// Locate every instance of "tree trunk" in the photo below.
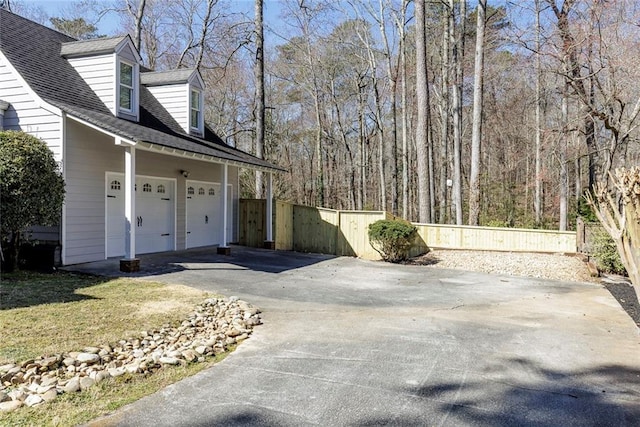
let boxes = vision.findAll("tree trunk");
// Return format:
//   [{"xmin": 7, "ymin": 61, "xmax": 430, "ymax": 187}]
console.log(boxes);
[
  {"xmin": 560, "ymin": 84, "xmax": 569, "ymax": 231},
  {"xmin": 415, "ymin": 0, "xmax": 431, "ymax": 223},
  {"xmin": 450, "ymin": 0, "xmax": 465, "ymax": 225},
  {"xmin": 468, "ymin": 0, "xmax": 486, "ymax": 226},
  {"xmin": 438, "ymin": 6, "xmax": 450, "ymax": 224},
  {"xmin": 254, "ymin": 0, "xmax": 264, "ymax": 199},
  {"xmin": 399, "ymin": 0, "xmax": 409, "ymax": 219},
  {"xmin": 534, "ymin": 0, "xmax": 543, "ymax": 225}
]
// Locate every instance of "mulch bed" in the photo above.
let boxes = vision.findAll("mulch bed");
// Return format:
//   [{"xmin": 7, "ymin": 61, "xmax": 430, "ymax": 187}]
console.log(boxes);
[{"xmin": 601, "ymin": 276, "xmax": 640, "ymax": 328}]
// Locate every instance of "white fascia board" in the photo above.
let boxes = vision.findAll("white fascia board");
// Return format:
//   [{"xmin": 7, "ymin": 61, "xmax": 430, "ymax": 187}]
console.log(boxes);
[
  {"xmin": 115, "ymin": 36, "xmax": 143, "ymax": 65},
  {"xmin": 0, "ymin": 50, "xmax": 62, "ymax": 117},
  {"xmin": 137, "ymin": 141, "xmax": 278, "ymax": 173},
  {"xmin": 65, "ymin": 113, "xmax": 136, "ymax": 146}
]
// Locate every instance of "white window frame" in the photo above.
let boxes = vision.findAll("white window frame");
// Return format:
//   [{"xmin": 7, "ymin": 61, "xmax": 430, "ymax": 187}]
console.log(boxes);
[
  {"xmin": 189, "ymin": 88, "xmax": 203, "ymax": 134},
  {"xmin": 117, "ymin": 58, "xmax": 138, "ymax": 118}
]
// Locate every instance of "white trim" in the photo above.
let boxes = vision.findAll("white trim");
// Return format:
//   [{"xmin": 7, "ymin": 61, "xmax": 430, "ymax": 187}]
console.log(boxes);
[
  {"xmin": 221, "ymin": 164, "xmax": 228, "ymax": 247},
  {"xmin": 136, "ymin": 141, "xmax": 279, "ymax": 173},
  {"xmin": 0, "ymin": 50, "xmax": 62, "ymax": 116},
  {"xmin": 189, "ymin": 87, "xmax": 204, "ymax": 134},
  {"xmin": 265, "ymin": 172, "xmax": 273, "ymax": 242},
  {"xmin": 65, "ymin": 114, "xmax": 136, "ymax": 145},
  {"xmin": 124, "ymin": 147, "xmax": 136, "ymax": 259},
  {"xmin": 116, "ymin": 57, "xmax": 139, "ymax": 121},
  {"xmin": 61, "ymin": 112, "xmax": 67, "ymax": 265}
]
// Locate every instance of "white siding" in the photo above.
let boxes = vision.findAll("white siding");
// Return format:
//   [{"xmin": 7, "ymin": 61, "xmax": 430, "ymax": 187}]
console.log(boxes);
[
  {"xmin": 67, "ymin": 54, "xmax": 115, "ymax": 114},
  {"xmin": 0, "ymin": 56, "xmax": 62, "ymax": 160},
  {"xmin": 64, "ymin": 118, "xmax": 233, "ymax": 265},
  {"xmin": 146, "ymin": 84, "xmax": 189, "ymax": 133}
]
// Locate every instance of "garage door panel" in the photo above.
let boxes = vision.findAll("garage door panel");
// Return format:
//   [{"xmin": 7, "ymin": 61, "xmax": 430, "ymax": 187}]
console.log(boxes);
[
  {"xmin": 186, "ymin": 181, "xmax": 221, "ymax": 248},
  {"xmin": 106, "ymin": 174, "xmax": 175, "ymax": 257}
]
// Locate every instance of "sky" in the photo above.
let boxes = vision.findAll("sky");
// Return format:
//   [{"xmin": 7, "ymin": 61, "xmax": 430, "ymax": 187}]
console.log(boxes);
[{"xmin": 15, "ymin": 0, "xmax": 285, "ymax": 37}]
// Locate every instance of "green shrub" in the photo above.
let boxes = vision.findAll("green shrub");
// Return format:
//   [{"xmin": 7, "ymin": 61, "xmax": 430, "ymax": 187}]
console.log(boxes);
[
  {"xmin": 0, "ymin": 131, "xmax": 65, "ymax": 272},
  {"xmin": 591, "ymin": 228, "xmax": 626, "ymax": 275},
  {"xmin": 368, "ymin": 219, "xmax": 417, "ymax": 263}
]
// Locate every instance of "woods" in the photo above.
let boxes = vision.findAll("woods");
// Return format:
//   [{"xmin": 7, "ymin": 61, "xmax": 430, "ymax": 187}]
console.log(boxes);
[{"xmin": 11, "ymin": 0, "xmax": 640, "ymax": 229}]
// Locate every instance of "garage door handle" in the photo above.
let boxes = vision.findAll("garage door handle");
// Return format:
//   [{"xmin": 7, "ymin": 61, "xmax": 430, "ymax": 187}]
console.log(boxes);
[
  {"xmin": 137, "ymin": 216, "xmax": 143, "ymax": 227},
  {"xmin": 161, "ymin": 233, "xmax": 170, "ymax": 236},
  {"xmin": 161, "ymin": 198, "xmax": 170, "ymax": 201},
  {"xmin": 107, "ymin": 195, "xmax": 116, "ymax": 198}
]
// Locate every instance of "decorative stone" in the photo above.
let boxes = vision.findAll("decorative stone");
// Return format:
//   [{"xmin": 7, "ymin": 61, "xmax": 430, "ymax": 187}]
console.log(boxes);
[
  {"xmin": 158, "ymin": 357, "xmax": 179, "ymax": 365},
  {"xmin": 24, "ymin": 394, "xmax": 43, "ymax": 407},
  {"xmin": 94, "ymin": 371, "xmax": 110, "ymax": 383},
  {"xmin": 77, "ymin": 353, "xmax": 100, "ymax": 364},
  {"xmin": 0, "ymin": 297, "xmax": 262, "ymax": 414},
  {"xmin": 0, "ymin": 364, "xmax": 16, "ymax": 373},
  {"xmin": 63, "ymin": 378, "xmax": 80, "ymax": 393},
  {"xmin": 42, "ymin": 388, "xmax": 58, "ymax": 402},
  {"xmin": 0, "ymin": 400, "xmax": 23, "ymax": 412},
  {"xmin": 108, "ymin": 368, "xmax": 125, "ymax": 377}
]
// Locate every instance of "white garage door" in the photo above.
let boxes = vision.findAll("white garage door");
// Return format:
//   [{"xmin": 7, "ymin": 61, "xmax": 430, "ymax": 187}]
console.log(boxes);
[
  {"xmin": 106, "ymin": 174, "xmax": 175, "ymax": 257},
  {"xmin": 186, "ymin": 181, "xmax": 221, "ymax": 248}
]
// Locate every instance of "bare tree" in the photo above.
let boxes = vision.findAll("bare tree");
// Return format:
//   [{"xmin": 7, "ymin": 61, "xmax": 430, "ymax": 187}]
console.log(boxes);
[
  {"xmin": 254, "ymin": 0, "xmax": 265, "ymax": 199},
  {"xmin": 534, "ymin": 0, "xmax": 543, "ymax": 225},
  {"xmin": 126, "ymin": 0, "xmax": 146, "ymax": 51},
  {"xmin": 468, "ymin": 0, "xmax": 486, "ymax": 225},
  {"xmin": 415, "ymin": 0, "xmax": 431, "ymax": 223}
]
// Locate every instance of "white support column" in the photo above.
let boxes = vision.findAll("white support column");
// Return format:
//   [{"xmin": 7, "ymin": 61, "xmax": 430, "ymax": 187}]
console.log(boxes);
[
  {"xmin": 217, "ymin": 164, "xmax": 231, "ymax": 255},
  {"xmin": 265, "ymin": 171, "xmax": 274, "ymax": 247},
  {"xmin": 123, "ymin": 145, "xmax": 137, "ymax": 264},
  {"xmin": 221, "ymin": 163, "xmax": 228, "ymax": 247}
]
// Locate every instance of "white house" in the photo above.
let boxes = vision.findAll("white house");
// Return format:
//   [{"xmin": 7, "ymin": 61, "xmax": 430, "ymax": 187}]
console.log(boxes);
[{"xmin": 0, "ymin": 10, "xmax": 280, "ymax": 270}]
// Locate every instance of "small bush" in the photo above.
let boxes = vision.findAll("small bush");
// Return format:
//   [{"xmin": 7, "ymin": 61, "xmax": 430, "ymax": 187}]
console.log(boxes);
[
  {"xmin": 591, "ymin": 228, "xmax": 626, "ymax": 275},
  {"xmin": 368, "ymin": 219, "xmax": 417, "ymax": 263}
]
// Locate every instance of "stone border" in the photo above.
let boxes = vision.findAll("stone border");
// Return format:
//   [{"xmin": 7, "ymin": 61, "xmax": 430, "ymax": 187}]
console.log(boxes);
[{"xmin": 0, "ymin": 297, "xmax": 261, "ymax": 412}]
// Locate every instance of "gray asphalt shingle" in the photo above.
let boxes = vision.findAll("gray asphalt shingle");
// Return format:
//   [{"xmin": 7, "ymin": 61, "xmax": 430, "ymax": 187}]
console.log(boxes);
[{"xmin": 0, "ymin": 9, "xmax": 280, "ymax": 171}]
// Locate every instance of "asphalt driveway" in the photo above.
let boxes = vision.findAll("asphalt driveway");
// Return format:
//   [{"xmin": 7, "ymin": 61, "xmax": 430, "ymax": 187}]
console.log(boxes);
[{"xmin": 78, "ymin": 247, "xmax": 640, "ymax": 426}]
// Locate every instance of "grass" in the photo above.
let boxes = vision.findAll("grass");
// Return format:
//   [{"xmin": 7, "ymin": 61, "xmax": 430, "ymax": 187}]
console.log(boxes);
[{"xmin": 0, "ymin": 270, "xmax": 232, "ymax": 426}]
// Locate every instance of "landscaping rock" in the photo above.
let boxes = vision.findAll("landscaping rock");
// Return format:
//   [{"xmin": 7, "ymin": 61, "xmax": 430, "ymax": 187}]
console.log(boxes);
[
  {"xmin": 77, "ymin": 353, "xmax": 100, "ymax": 364},
  {"xmin": 42, "ymin": 388, "xmax": 58, "ymax": 402},
  {"xmin": 0, "ymin": 297, "xmax": 262, "ymax": 413},
  {"xmin": 63, "ymin": 378, "xmax": 80, "ymax": 393},
  {"xmin": 24, "ymin": 394, "xmax": 43, "ymax": 407},
  {"xmin": 0, "ymin": 399, "xmax": 23, "ymax": 412}
]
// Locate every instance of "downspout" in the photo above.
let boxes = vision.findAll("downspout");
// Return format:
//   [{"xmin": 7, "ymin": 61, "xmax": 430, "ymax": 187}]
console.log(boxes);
[{"xmin": 0, "ymin": 100, "xmax": 9, "ymax": 130}]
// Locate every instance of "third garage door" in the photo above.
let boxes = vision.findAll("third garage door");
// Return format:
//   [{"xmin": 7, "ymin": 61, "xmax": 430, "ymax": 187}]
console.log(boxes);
[{"xmin": 186, "ymin": 181, "xmax": 221, "ymax": 248}]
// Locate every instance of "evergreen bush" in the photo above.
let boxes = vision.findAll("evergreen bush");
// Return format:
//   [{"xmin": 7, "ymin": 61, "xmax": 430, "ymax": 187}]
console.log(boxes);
[
  {"xmin": 591, "ymin": 227, "xmax": 626, "ymax": 275},
  {"xmin": 368, "ymin": 219, "xmax": 417, "ymax": 263}
]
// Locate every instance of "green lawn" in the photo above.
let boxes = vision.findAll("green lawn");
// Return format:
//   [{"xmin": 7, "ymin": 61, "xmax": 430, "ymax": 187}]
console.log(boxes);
[{"xmin": 0, "ymin": 271, "xmax": 229, "ymax": 426}]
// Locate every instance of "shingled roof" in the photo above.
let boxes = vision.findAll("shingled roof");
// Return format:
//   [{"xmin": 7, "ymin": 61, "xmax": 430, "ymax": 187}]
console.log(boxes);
[{"xmin": 0, "ymin": 9, "xmax": 281, "ymax": 172}]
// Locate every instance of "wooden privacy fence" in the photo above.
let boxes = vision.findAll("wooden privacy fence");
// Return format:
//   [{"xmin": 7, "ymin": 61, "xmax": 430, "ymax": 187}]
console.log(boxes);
[
  {"xmin": 239, "ymin": 199, "xmax": 578, "ymax": 259},
  {"xmin": 239, "ymin": 199, "xmax": 402, "ymax": 259},
  {"xmin": 411, "ymin": 223, "xmax": 576, "ymax": 254}
]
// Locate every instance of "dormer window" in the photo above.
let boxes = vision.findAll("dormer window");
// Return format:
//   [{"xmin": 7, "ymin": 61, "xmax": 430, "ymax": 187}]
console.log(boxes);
[
  {"xmin": 119, "ymin": 62, "xmax": 134, "ymax": 111},
  {"xmin": 118, "ymin": 59, "xmax": 138, "ymax": 117},
  {"xmin": 62, "ymin": 35, "xmax": 142, "ymax": 121},
  {"xmin": 190, "ymin": 89, "xmax": 203, "ymax": 133}
]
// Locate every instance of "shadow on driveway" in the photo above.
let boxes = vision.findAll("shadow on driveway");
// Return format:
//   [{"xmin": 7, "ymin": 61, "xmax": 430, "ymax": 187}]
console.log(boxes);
[{"xmin": 65, "ymin": 245, "xmax": 336, "ymax": 278}]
